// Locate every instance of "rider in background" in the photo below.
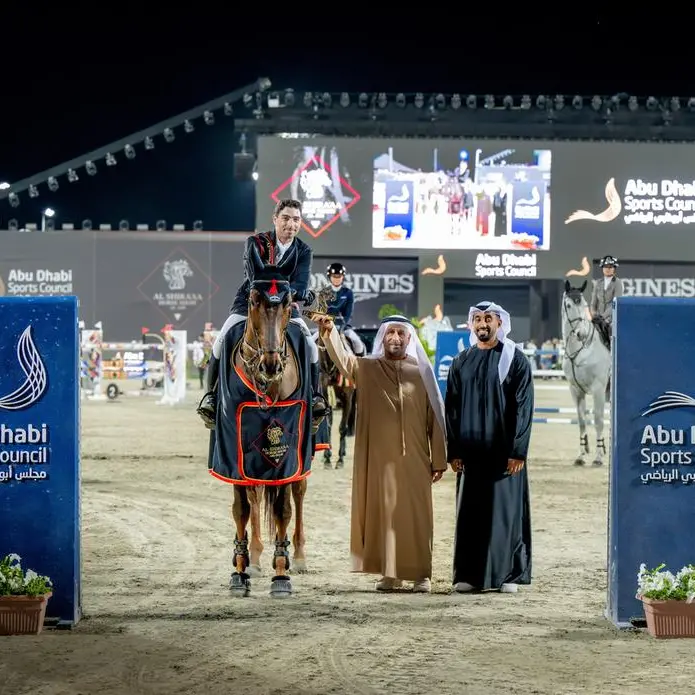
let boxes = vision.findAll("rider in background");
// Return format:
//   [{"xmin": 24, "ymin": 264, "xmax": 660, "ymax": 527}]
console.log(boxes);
[
  {"xmin": 589, "ymin": 255, "xmax": 623, "ymax": 347},
  {"xmin": 198, "ymin": 199, "xmax": 328, "ymax": 424},
  {"xmin": 325, "ymin": 262, "xmax": 366, "ymax": 356}
]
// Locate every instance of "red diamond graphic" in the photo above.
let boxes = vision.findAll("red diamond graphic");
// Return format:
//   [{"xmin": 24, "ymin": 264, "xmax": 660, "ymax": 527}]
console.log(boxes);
[
  {"xmin": 270, "ymin": 154, "xmax": 361, "ymax": 238},
  {"xmin": 136, "ymin": 247, "xmax": 219, "ymax": 327}
]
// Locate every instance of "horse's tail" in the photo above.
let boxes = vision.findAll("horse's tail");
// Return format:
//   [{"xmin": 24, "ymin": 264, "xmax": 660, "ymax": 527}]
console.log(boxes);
[{"xmin": 263, "ymin": 485, "xmax": 279, "ymax": 541}]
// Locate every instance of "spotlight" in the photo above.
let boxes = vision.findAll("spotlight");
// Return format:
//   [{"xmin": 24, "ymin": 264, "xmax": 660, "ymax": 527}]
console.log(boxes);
[
  {"xmin": 340, "ymin": 92, "xmax": 350, "ymax": 107},
  {"xmin": 82, "ymin": 219, "xmax": 92, "ymax": 230},
  {"xmin": 223, "ymin": 102, "xmax": 234, "ymax": 115},
  {"xmin": 396, "ymin": 93, "xmax": 406, "ymax": 107},
  {"xmin": 86, "ymin": 161, "xmax": 97, "ymax": 175},
  {"xmin": 106, "ymin": 153, "xmax": 117, "ymax": 166},
  {"xmin": 156, "ymin": 219, "xmax": 167, "ymax": 231},
  {"xmin": 163, "ymin": 128, "xmax": 175, "ymax": 143},
  {"xmin": 8, "ymin": 218, "xmax": 18, "ymax": 230},
  {"xmin": 144, "ymin": 137, "xmax": 154, "ymax": 150},
  {"xmin": 124, "ymin": 144, "xmax": 136, "ymax": 159},
  {"xmin": 67, "ymin": 168, "xmax": 79, "ymax": 182},
  {"xmin": 203, "ymin": 110, "xmax": 215, "ymax": 125},
  {"xmin": 119, "ymin": 219, "xmax": 129, "ymax": 231},
  {"xmin": 192, "ymin": 220, "xmax": 203, "ymax": 231},
  {"xmin": 184, "ymin": 120, "xmax": 194, "ymax": 133},
  {"xmin": 47, "ymin": 177, "xmax": 59, "ymax": 192},
  {"xmin": 8, "ymin": 193, "xmax": 19, "ymax": 207},
  {"xmin": 450, "ymin": 94, "xmax": 461, "ymax": 109},
  {"xmin": 28, "ymin": 185, "xmax": 38, "ymax": 198},
  {"xmin": 414, "ymin": 93, "xmax": 424, "ymax": 108}
]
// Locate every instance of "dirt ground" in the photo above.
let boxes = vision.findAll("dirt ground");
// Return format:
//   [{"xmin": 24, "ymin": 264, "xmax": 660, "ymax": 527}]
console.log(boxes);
[{"xmin": 2, "ymin": 380, "xmax": 694, "ymax": 695}]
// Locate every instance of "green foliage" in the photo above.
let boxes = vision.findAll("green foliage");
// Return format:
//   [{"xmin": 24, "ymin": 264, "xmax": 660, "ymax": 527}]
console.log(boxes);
[
  {"xmin": 0, "ymin": 554, "xmax": 52, "ymax": 597},
  {"xmin": 378, "ymin": 304, "xmax": 401, "ymax": 321},
  {"xmin": 637, "ymin": 562, "xmax": 695, "ymax": 602}
]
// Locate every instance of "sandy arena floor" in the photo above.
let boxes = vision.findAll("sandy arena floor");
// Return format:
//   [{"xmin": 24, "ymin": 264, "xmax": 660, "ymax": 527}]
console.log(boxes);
[{"xmin": 2, "ymin": 380, "xmax": 694, "ymax": 695}]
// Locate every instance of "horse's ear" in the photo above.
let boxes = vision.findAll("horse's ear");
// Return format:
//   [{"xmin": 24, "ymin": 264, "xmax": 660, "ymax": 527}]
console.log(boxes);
[
  {"xmin": 249, "ymin": 241, "xmax": 265, "ymax": 274},
  {"xmin": 580, "ymin": 280, "xmax": 587, "ymax": 293},
  {"xmin": 564, "ymin": 280, "xmax": 571, "ymax": 293}
]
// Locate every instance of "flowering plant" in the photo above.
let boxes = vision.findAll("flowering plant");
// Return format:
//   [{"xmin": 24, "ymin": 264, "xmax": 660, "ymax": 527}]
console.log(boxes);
[
  {"xmin": 0, "ymin": 554, "xmax": 52, "ymax": 597},
  {"xmin": 637, "ymin": 563, "xmax": 695, "ymax": 603}
]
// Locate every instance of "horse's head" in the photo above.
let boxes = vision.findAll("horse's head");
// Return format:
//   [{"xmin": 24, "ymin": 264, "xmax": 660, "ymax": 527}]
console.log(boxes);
[
  {"xmin": 248, "ymin": 266, "xmax": 292, "ymax": 381},
  {"xmin": 563, "ymin": 279, "xmax": 591, "ymax": 338}
]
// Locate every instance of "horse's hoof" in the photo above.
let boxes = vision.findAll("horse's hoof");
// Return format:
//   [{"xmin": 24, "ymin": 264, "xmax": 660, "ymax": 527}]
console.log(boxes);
[
  {"xmin": 269, "ymin": 576, "xmax": 293, "ymax": 598},
  {"xmin": 229, "ymin": 572, "xmax": 251, "ymax": 597},
  {"xmin": 324, "ymin": 461, "xmax": 333, "ymax": 470},
  {"xmin": 293, "ymin": 559, "xmax": 308, "ymax": 574},
  {"xmin": 247, "ymin": 564, "xmax": 263, "ymax": 578},
  {"xmin": 574, "ymin": 457, "xmax": 585, "ymax": 466},
  {"xmin": 335, "ymin": 459, "xmax": 344, "ymax": 469},
  {"xmin": 592, "ymin": 459, "xmax": 604, "ymax": 467}
]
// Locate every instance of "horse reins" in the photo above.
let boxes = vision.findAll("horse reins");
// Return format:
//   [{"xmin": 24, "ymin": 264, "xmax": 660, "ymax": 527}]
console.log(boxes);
[
  {"xmin": 563, "ymin": 299, "xmax": 596, "ymax": 396},
  {"xmin": 240, "ymin": 322, "xmax": 289, "ymax": 410}
]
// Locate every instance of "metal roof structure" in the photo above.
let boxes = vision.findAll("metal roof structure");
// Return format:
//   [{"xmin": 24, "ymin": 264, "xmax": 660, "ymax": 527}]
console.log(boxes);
[
  {"xmin": 233, "ymin": 90, "xmax": 695, "ymax": 143},
  {"xmin": 0, "ymin": 77, "xmax": 272, "ymax": 207}
]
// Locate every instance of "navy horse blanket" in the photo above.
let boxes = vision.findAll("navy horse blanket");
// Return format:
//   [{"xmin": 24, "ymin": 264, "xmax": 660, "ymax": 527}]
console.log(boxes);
[{"xmin": 208, "ymin": 321, "xmax": 314, "ymax": 486}]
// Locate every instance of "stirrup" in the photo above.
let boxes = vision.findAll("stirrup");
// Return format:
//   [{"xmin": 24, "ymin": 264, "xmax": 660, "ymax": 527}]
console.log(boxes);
[{"xmin": 196, "ymin": 392, "xmax": 217, "ymax": 429}]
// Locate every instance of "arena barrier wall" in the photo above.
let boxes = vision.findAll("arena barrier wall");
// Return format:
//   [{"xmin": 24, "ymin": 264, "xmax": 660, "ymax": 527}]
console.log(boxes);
[
  {"xmin": 434, "ymin": 331, "xmax": 470, "ymax": 397},
  {"xmin": 0, "ymin": 296, "xmax": 81, "ymax": 628},
  {"xmin": 607, "ymin": 296, "xmax": 695, "ymax": 628}
]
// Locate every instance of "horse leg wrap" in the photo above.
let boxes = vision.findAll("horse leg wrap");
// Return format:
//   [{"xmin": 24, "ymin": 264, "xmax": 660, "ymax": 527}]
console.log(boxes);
[
  {"xmin": 233, "ymin": 533, "xmax": 250, "ymax": 574},
  {"xmin": 580, "ymin": 434, "xmax": 589, "ymax": 452},
  {"xmin": 272, "ymin": 537, "xmax": 291, "ymax": 573},
  {"xmin": 596, "ymin": 438, "xmax": 606, "ymax": 455}
]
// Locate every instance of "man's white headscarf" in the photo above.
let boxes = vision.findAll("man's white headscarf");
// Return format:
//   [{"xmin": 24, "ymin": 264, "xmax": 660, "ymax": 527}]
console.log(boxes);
[
  {"xmin": 467, "ymin": 301, "xmax": 519, "ymax": 383},
  {"xmin": 369, "ymin": 315, "xmax": 446, "ymax": 436}
]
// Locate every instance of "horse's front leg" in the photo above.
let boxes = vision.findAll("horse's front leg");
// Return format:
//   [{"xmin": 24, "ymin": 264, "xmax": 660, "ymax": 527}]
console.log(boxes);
[
  {"xmin": 246, "ymin": 486, "xmax": 264, "ymax": 577},
  {"xmin": 268, "ymin": 486, "xmax": 293, "ymax": 598},
  {"xmin": 229, "ymin": 486, "xmax": 252, "ymax": 597},
  {"xmin": 591, "ymin": 380, "xmax": 608, "ymax": 467},
  {"xmin": 570, "ymin": 383, "xmax": 589, "ymax": 466},
  {"xmin": 291, "ymin": 478, "xmax": 308, "ymax": 573},
  {"xmin": 337, "ymin": 404, "xmax": 348, "ymax": 468}
]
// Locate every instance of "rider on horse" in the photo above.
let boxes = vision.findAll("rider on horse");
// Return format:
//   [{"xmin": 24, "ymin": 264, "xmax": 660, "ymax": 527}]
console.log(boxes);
[
  {"xmin": 323, "ymin": 262, "xmax": 366, "ymax": 357},
  {"xmin": 198, "ymin": 198, "xmax": 329, "ymax": 425},
  {"xmin": 589, "ymin": 255, "xmax": 623, "ymax": 349}
]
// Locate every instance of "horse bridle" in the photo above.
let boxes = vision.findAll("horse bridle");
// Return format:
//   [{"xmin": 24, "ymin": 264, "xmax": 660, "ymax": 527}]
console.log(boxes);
[{"xmin": 562, "ymin": 292, "xmax": 596, "ymax": 393}]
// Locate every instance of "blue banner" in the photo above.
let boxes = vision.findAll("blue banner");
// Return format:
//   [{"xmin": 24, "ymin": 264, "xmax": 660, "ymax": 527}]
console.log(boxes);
[
  {"xmin": 608, "ymin": 296, "xmax": 695, "ymax": 627},
  {"xmin": 510, "ymin": 179, "xmax": 545, "ymax": 246},
  {"xmin": 0, "ymin": 296, "xmax": 81, "ymax": 628},
  {"xmin": 383, "ymin": 180, "xmax": 414, "ymax": 239},
  {"xmin": 434, "ymin": 330, "xmax": 470, "ymax": 397}
]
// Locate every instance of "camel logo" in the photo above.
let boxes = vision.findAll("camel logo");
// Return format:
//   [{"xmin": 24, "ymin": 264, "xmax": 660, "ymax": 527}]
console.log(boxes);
[
  {"xmin": 0, "ymin": 326, "xmax": 48, "ymax": 411},
  {"xmin": 642, "ymin": 391, "xmax": 695, "ymax": 417},
  {"xmin": 162, "ymin": 259, "xmax": 193, "ymax": 291},
  {"xmin": 565, "ymin": 178, "xmax": 622, "ymax": 225}
]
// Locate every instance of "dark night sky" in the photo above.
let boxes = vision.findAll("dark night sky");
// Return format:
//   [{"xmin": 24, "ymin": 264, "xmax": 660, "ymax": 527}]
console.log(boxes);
[{"xmin": 2, "ymin": 13, "xmax": 692, "ymax": 231}]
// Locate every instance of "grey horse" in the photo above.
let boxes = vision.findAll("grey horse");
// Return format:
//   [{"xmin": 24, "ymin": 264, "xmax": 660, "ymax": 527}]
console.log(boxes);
[{"xmin": 561, "ymin": 280, "xmax": 611, "ymax": 466}]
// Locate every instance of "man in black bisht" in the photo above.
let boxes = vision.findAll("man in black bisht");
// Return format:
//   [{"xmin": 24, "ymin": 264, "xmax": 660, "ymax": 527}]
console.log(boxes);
[{"xmin": 445, "ymin": 301, "xmax": 534, "ymax": 594}]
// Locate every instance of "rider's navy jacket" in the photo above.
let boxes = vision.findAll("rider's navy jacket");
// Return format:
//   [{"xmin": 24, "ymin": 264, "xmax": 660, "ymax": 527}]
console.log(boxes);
[
  {"xmin": 326, "ymin": 285, "xmax": 354, "ymax": 327},
  {"xmin": 232, "ymin": 230, "xmax": 313, "ymax": 314}
]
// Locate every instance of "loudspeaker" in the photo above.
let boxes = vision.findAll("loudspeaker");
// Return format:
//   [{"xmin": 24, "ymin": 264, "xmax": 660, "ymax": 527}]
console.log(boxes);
[{"xmin": 234, "ymin": 153, "xmax": 255, "ymax": 181}]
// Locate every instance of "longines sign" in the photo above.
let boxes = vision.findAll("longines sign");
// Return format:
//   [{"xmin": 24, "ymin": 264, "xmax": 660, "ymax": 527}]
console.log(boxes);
[{"xmin": 622, "ymin": 277, "xmax": 695, "ymax": 298}]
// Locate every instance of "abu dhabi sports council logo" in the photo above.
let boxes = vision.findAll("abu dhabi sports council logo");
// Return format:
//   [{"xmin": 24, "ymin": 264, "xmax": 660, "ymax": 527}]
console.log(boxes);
[
  {"xmin": 566, "ymin": 177, "xmax": 695, "ymax": 226},
  {"xmin": 565, "ymin": 178, "xmax": 622, "ymax": 225},
  {"xmin": 0, "ymin": 326, "xmax": 48, "ymax": 411},
  {"xmin": 642, "ymin": 391, "xmax": 695, "ymax": 417}
]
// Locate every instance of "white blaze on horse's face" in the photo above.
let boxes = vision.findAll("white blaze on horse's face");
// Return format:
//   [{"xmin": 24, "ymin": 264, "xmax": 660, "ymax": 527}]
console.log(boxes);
[
  {"xmin": 249, "ymin": 288, "xmax": 290, "ymax": 380},
  {"xmin": 564, "ymin": 292, "xmax": 589, "ymax": 340},
  {"xmin": 273, "ymin": 206, "xmax": 302, "ymax": 244}
]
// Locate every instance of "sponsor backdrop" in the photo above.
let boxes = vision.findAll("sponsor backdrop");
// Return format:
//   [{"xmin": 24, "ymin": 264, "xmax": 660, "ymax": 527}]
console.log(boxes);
[
  {"xmin": 608, "ymin": 297, "xmax": 695, "ymax": 627},
  {"xmin": 256, "ymin": 136, "xmax": 695, "ymax": 280},
  {"xmin": 593, "ymin": 261, "xmax": 695, "ymax": 298},
  {"xmin": 311, "ymin": 256, "xmax": 418, "ymax": 328},
  {"xmin": 0, "ymin": 230, "xmax": 249, "ymax": 341}
]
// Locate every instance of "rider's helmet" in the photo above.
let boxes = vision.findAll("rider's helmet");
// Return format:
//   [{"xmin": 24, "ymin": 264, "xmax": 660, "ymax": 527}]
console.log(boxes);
[
  {"xmin": 599, "ymin": 255, "xmax": 619, "ymax": 268},
  {"xmin": 326, "ymin": 262, "xmax": 347, "ymax": 277}
]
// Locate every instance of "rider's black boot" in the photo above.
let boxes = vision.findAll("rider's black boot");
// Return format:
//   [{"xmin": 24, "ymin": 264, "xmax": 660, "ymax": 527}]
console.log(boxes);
[
  {"xmin": 310, "ymin": 362, "xmax": 330, "ymax": 433},
  {"xmin": 196, "ymin": 355, "xmax": 219, "ymax": 428}
]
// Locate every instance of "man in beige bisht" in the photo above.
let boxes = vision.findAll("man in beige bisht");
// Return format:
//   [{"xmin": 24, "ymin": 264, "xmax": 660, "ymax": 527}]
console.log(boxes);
[{"xmin": 315, "ymin": 313, "xmax": 447, "ymax": 593}]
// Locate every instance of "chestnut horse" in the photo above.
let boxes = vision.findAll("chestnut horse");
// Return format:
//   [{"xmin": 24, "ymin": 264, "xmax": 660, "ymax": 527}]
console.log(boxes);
[{"xmin": 227, "ymin": 272, "xmax": 315, "ymax": 598}]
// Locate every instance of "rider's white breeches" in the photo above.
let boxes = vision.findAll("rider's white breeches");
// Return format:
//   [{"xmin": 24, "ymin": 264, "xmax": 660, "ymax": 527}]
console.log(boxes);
[
  {"xmin": 343, "ymin": 327, "xmax": 366, "ymax": 354},
  {"xmin": 213, "ymin": 313, "xmax": 318, "ymax": 363}
]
